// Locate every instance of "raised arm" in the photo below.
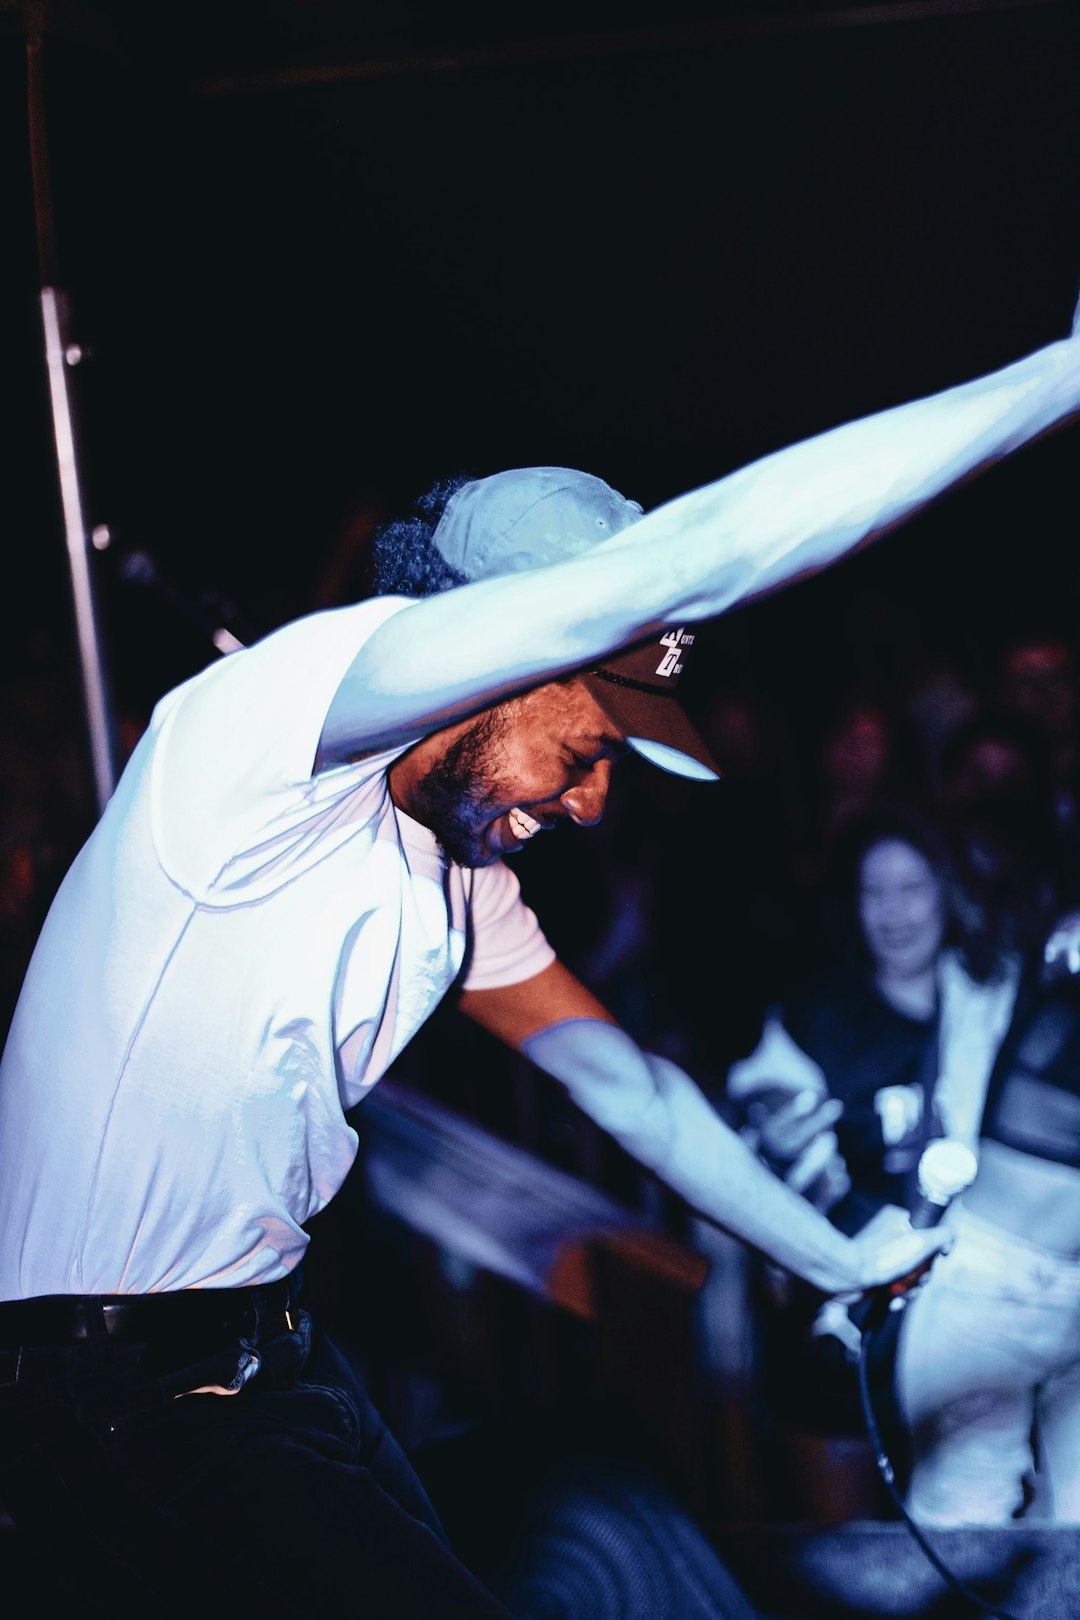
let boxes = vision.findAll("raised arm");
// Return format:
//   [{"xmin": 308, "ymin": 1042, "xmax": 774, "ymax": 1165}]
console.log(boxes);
[
  {"xmin": 322, "ymin": 317, "xmax": 1080, "ymax": 761},
  {"xmin": 458, "ymin": 961, "xmax": 942, "ymax": 1296}
]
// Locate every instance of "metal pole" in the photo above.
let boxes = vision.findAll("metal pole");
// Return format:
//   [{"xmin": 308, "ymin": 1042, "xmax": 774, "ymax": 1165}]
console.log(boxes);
[{"xmin": 26, "ymin": 26, "xmax": 119, "ymax": 815}]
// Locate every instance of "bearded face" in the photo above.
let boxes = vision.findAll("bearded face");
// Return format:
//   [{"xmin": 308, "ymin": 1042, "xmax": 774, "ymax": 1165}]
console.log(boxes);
[{"xmin": 395, "ymin": 680, "xmax": 624, "ymax": 868}]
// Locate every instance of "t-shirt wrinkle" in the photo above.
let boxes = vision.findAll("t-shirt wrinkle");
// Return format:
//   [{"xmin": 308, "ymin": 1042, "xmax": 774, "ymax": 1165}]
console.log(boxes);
[
  {"xmin": 75, "ymin": 901, "xmax": 201, "ymax": 1274},
  {"xmin": 0, "ymin": 598, "xmax": 553, "ymax": 1298}
]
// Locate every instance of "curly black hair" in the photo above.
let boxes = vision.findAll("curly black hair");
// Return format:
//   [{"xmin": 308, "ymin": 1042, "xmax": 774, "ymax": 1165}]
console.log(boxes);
[{"xmin": 371, "ymin": 475, "xmax": 474, "ymax": 599}]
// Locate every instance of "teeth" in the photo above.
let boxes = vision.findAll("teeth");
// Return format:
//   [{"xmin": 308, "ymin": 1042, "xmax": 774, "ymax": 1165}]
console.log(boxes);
[{"xmin": 508, "ymin": 807, "xmax": 542, "ymax": 841}]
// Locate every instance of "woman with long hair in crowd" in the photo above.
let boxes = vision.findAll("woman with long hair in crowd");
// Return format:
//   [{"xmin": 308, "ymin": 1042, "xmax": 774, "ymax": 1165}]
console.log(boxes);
[{"xmin": 725, "ymin": 804, "xmax": 1021, "ymax": 1515}]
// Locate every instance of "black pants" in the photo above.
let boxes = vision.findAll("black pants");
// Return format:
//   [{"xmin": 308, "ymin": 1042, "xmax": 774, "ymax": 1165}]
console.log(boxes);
[{"xmin": 0, "ymin": 1293, "xmax": 513, "ymax": 1619}]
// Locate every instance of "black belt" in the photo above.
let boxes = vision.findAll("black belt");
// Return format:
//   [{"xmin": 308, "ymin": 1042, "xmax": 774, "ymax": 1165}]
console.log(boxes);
[{"xmin": 0, "ymin": 1276, "xmax": 301, "ymax": 1350}]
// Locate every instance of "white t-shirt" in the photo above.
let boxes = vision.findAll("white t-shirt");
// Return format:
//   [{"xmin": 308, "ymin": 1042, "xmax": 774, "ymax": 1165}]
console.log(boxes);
[{"xmin": 0, "ymin": 598, "xmax": 554, "ymax": 1298}]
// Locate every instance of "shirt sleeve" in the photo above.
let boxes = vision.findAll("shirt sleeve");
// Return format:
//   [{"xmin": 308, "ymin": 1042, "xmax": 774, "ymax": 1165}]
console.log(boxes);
[
  {"xmin": 147, "ymin": 596, "xmax": 413, "ymax": 898},
  {"xmin": 461, "ymin": 860, "xmax": 556, "ymax": 992}
]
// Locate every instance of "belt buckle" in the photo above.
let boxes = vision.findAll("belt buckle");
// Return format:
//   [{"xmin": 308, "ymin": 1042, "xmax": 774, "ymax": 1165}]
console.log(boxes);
[{"xmin": 100, "ymin": 1302, "xmax": 127, "ymax": 1340}]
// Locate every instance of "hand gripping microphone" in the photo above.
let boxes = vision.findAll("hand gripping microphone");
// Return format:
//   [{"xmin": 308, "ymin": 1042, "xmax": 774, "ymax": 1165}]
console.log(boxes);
[{"xmin": 853, "ymin": 1137, "xmax": 978, "ymax": 1335}]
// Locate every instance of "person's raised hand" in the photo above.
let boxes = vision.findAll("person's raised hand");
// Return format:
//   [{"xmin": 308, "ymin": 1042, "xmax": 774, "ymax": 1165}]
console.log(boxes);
[
  {"xmin": 748, "ymin": 1087, "xmax": 843, "ymax": 1168},
  {"xmin": 786, "ymin": 1130, "xmax": 851, "ymax": 1211},
  {"xmin": 1043, "ymin": 908, "xmax": 1080, "ymax": 982}
]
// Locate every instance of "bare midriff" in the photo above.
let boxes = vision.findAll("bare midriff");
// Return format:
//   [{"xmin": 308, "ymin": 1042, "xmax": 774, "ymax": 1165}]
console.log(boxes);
[{"xmin": 963, "ymin": 1138, "xmax": 1080, "ymax": 1258}]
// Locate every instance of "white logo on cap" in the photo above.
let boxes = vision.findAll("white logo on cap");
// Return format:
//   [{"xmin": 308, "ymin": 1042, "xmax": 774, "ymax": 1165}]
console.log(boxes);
[{"xmin": 656, "ymin": 628, "xmax": 691, "ymax": 679}]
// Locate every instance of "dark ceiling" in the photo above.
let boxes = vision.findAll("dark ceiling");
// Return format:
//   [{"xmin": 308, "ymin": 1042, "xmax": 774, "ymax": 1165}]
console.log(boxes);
[{"xmin": 2, "ymin": 0, "xmax": 1079, "ymax": 750}]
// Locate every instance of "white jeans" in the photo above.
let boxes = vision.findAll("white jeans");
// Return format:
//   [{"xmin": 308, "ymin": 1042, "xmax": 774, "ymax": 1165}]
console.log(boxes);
[{"xmin": 896, "ymin": 1207, "xmax": 1080, "ymax": 1525}]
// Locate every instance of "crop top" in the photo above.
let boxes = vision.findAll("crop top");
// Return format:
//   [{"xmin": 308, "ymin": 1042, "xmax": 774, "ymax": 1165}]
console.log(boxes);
[{"xmin": 981, "ymin": 974, "xmax": 1080, "ymax": 1168}]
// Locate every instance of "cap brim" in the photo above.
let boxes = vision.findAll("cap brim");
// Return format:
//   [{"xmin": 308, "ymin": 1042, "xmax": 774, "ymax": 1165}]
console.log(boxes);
[
  {"xmin": 582, "ymin": 675, "xmax": 721, "ymax": 782},
  {"xmin": 626, "ymin": 737, "xmax": 721, "ymax": 782}
]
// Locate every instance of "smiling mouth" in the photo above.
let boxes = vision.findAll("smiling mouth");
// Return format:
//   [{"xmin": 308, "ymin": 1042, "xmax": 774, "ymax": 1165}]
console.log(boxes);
[{"xmin": 508, "ymin": 807, "xmax": 543, "ymax": 842}]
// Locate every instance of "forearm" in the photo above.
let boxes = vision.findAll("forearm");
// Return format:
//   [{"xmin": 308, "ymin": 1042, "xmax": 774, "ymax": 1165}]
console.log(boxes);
[
  {"xmin": 632, "ymin": 1066, "xmax": 865, "ymax": 1293},
  {"xmin": 524, "ymin": 1019, "xmax": 899, "ymax": 1295},
  {"xmin": 329, "ymin": 334, "xmax": 1079, "ymax": 754},
  {"xmin": 617, "ymin": 336, "xmax": 1079, "ymax": 619}
]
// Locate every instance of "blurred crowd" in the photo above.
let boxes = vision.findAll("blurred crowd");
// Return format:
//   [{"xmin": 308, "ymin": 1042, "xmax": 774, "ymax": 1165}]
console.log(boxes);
[{"xmin": 462, "ymin": 611, "xmax": 1080, "ymax": 1529}]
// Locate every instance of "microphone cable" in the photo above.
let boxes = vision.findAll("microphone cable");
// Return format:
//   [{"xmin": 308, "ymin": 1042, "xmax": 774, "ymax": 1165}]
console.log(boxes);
[
  {"xmin": 856, "ymin": 1309, "xmax": 1022, "ymax": 1620},
  {"xmin": 850, "ymin": 1134, "xmax": 1028, "ymax": 1618}
]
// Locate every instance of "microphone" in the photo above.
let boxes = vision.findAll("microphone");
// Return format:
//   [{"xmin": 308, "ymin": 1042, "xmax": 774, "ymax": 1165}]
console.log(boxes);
[
  {"xmin": 850, "ymin": 1138, "xmax": 977, "ymax": 1338},
  {"xmin": 883, "ymin": 1137, "xmax": 978, "ymax": 1307},
  {"xmin": 908, "ymin": 1137, "xmax": 978, "ymax": 1231}
]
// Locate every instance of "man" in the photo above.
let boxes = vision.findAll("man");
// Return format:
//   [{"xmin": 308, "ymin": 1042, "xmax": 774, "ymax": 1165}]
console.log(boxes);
[{"xmin": 0, "ymin": 304, "xmax": 1078, "ymax": 1615}]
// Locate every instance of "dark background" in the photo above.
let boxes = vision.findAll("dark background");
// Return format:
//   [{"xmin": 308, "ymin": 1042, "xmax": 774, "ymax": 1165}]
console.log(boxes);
[{"xmin": 2, "ymin": 0, "xmax": 1078, "ymax": 762}]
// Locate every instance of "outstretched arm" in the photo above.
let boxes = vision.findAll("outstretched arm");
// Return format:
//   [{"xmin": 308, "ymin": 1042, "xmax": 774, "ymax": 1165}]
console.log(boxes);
[
  {"xmin": 322, "ymin": 309, "xmax": 1080, "ymax": 760},
  {"xmin": 458, "ymin": 961, "xmax": 942, "ymax": 1296}
]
